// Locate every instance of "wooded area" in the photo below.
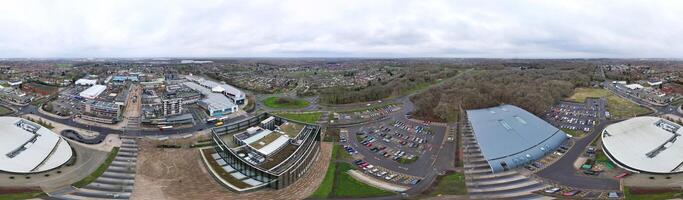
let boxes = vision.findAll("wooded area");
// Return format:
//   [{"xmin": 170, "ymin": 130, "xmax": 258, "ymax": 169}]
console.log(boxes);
[
  {"xmin": 320, "ymin": 67, "xmax": 458, "ymax": 104},
  {"xmin": 411, "ymin": 67, "xmax": 594, "ymax": 122}
]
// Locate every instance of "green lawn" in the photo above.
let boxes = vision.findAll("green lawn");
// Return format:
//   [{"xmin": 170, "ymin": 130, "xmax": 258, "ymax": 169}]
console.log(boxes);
[
  {"xmin": 72, "ymin": 147, "xmax": 119, "ymax": 187},
  {"xmin": 566, "ymin": 88, "xmax": 651, "ymax": 119},
  {"xmin": 561, "ymin": 128, "xmax": 586, "ymax": 138},
  {"xmin": 263, "ymin": 96, "xmax": 310, "ymax": 109},
  {"xmin": 625, "ymin": 187, "xmax": 683, "ymax": 200},
  {"xmin": 333, "ymin": 163, "xmax": 393, "ymax": 198},
  {"xmin": 428, "ymin": 172, "xmax": 467, "ymax": 196},
  {"xmin": 398, "ymin": 156, "xmax": 419, "ymax": 164},
  {"xmin": 310, "ymin": 152, "xmax": 392, "ymax": 199},
  {"xmin": 274, "ymin": 112, "xmax": 322, "ymax": 124},
  {"xmin": 0, "ymin": 105, "xmax": 13, "ymax": 116},
  {"xmin": 0, "ymin": 191, "xmax": 46, "ymax": 200}
]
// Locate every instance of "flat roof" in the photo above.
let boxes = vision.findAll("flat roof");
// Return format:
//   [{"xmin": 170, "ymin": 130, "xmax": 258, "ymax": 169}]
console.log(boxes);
[
  {"xmin": 183, "ymin": 82, "xmax": 236, "ymax": 111},
  {"xmin": 79, "ymin": 84, "xmax": 107, "ymax": 99},
  {"xmin": 602, "ymin": 116, "xmax": 683, "ymax": 174},
  {"xmin": 467, "ymin": 104, "xmax": 567, "ymax": 172},
  {"xmin": 277, "ymin": 122, "xmax": 304, "ymax": 138},
  {"xmin": 0, "ymin": 117, "xmax": 73, "ymax": 173}
]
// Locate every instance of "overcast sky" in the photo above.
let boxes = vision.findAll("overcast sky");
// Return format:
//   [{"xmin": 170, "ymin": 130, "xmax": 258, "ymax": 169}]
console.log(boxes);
[{"xmin": 0, "ymin": 0, "xmax": 682, "ymax": 58}]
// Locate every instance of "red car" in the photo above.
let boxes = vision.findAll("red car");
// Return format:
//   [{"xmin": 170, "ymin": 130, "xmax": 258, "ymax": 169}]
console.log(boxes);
[
  {"xmin": 562, "ymin": 190, "xmax": 580, "ymax": 196},
  {"xmin": 614, "ymin": 172, "xmax": 632, "ymax": 179}
]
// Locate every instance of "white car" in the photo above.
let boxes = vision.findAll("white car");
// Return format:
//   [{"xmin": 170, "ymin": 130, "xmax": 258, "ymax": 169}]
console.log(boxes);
[{"xmin": 544, "ymin": 187, "xmax": 560, "ymax": 194}]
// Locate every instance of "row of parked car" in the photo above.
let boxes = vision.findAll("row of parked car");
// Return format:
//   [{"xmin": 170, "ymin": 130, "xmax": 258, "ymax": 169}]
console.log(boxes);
[
  {"xmin": 544, "ymin": 187, "xmax": 621, "ymax": 199},
  {"xmin": 354, "ymin": 159, "xmax": 397, "ymax": 181},
  {"xmin": 393, "ymin": 120, "xmax": 432, "ymax": 135}
]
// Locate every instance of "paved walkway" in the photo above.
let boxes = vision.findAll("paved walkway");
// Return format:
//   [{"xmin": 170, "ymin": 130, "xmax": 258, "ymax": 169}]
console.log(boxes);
[{"xmin": 348, "ymin": 170, "xmax": 410, "ymax": 192}]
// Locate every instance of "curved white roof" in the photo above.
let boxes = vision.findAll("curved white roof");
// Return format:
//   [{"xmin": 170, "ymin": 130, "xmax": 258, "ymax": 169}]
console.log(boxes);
[
  {"xmin": 0, "ymin": 117, "xmax": 73, "ymax": 173},
  {"xmin": 602, "ymin": 116, "xmax": 683, "ymax": 174}
]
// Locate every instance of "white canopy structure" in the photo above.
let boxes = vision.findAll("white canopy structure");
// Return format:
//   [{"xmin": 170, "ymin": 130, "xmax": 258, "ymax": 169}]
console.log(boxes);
[
  {"xmin": 0, "ymin": 117, "xmax": 73, "ymax": 173},
  {"xmin": 602, "ymin": 116, "xmax": 683, "ymax": 174}
]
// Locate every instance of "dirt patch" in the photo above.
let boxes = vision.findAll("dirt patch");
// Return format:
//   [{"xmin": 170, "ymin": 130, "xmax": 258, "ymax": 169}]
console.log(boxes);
[{"xmin": 132, "ymin": 139, "xmax": 333, "ymax": 200}]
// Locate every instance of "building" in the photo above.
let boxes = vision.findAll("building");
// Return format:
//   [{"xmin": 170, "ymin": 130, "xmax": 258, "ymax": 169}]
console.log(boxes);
[
  {"xmin": 466, "ymin": 104, "xmax": 569, "ymax": 173},
  {"xmin": 75, "ymin": 79, "xmax": 98, "ymax": 86},
  {"xmin": 111, "ymin": 75, "xmax": 139, "ymax": 83},
  {"xmin": 625, "ymin": 84, "xmax": 645, "ymax": 90},
  {"xmin": 602, "ymin": 116, "xmax": 683, "ymax": 174},
  {"xmin": 208, "ymin": 113, "xmax": 321, "ymax": 191},
  {"xmin": 648, "ymin": 79, "xmax": 663, "ymax": 87},
  {"xmin": 186, "ymin": 75, "xmax": 245, "ymax": 105},
  {"xmin": 79, "ymin": 85, "xmax": 107, "ymax": 99},
  {"xmin": 81, "ymin": 100, "xmax": 121, "ymax": 124},
  {"xmin": 183, "ymin": 81, "xmax": 237, "ymax": 117},
  {"xmin": 0, "ymin": 117, "xmax": 73, "ymax": 173},
  {"xmin": 161, "ymin": 98, "xmax": 183, "ymax": 116}
]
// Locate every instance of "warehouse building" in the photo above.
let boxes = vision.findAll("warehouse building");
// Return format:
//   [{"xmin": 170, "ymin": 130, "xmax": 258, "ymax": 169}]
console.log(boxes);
[
  {"xmin": 79, "ymin": 85, "xmax": 107, "ymax": 99},
  {"xmin": 602, "ymin": 116, "xmax": 683, "ymax": 174},
  {"xmin": 185, "ymin": 75, "xmax": 245, "ymax": 105},
  {"xmin": 183, "ymin": 81, "xmax": 237, "ymax": 117},
  {"xmin": 466, "ymin": 104, "xmax": 569, "ymax": 173},
  {"xmin": 75, "ymin": 78, "xmax": 97, "ymax": 86},
  {"xmin": 0, "ymin": 117, "xmax": 73, "ymax": 174}
]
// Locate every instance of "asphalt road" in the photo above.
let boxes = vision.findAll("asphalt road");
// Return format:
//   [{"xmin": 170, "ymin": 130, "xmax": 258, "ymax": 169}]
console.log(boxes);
[{"xmin": 536, "ymin": 120, "xmax": 621, "ymax": 190}]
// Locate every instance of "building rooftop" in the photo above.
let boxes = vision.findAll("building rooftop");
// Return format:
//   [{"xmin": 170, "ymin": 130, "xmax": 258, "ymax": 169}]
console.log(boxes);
[
  {"xmin": 79, "ymin": 85, "xmax": 107, "ymax": 99},
  {"xmin": 0, "ymin": 117, "xmax": 73, "ymax": 173},
  {"xmin": 602, "ymin": 116, "xmax": 683, "ymax": 174},
  {"xmin": 183, "ymin": 81, "xmax": 236, "ymax": 111},
  {"xmin": 467, "ymin": 104, "xmax": 567, "ymax": 172}
]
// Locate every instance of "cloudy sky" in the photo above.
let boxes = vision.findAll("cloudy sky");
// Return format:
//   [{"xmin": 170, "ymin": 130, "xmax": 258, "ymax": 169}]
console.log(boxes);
[{"xmin": 0, "ymin": 0, "xmax": 682, "ymax": 58}]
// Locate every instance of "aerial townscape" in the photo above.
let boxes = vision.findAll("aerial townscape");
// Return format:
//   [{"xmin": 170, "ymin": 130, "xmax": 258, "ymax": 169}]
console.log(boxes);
[{"xmin": 2, "ymin": 1, "xmax": 683, "ymax": 200}]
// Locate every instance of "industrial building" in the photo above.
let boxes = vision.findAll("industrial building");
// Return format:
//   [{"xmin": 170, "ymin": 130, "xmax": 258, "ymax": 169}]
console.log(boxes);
[
  {"xmin": 79, "ymin": 85, "xmax": 107, "ymax": 99},
  {"xmin": 75, "ymin": 78, "xmax": 97, "ymax": 86},
  {"xmin": 602, "ymin": 116, "xmax": 683, "ymax": 174},
  {"xmin": 0, "ymin": 117, "xmax": 73, "ymax": 174},
  {"xmin": 466, "ymin": 104, "xmax": 569, "ymax": 173},
  {"xmin": 207, "ymin": 113, "xmax": 321, "ymax": 191},
  {"xmin": 185, "ymin": 75, "xmax": 245, "ymax": 105},
  {"xmin": 183, "ymin": 81, "xmax": 237, "ymax": 117}
]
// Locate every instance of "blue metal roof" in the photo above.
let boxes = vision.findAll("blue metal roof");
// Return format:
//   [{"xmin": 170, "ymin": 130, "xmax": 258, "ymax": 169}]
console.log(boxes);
[{"xmin": 467, "ymin": 104, "xmax": 568, "ymax": 172}]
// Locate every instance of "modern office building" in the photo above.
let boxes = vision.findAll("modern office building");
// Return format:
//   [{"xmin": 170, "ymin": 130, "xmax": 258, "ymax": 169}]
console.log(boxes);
[
  {"xmin": 466, "ymin": 104, "xmax": 569, "ymax": 173},
  {"xmin": 602, "ymin": 116, "xmax": 683, "ymax": 174},
  {"xmin": 81, "ymin": 100, "xmax": 121, "ymax": 124},
  {"xmin": 206, "ymin": 113, "xmax": 321, "ymax": 192},
  {"xmin": 0, "ymin": 117, "xmax": 73, "ymax": 174}
]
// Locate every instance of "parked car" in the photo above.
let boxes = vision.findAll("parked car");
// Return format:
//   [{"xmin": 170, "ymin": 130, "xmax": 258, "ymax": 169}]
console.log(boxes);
[
  {"xmin": 544, "ymin": 187, "xmax": 560, "ymax": 194},
  {"xmin": 562, "ymin": 190, "xmax": 580, "ymax": 196},
  {"xmin": 614, "ymin": 171, "xmax": 632, "ymax": 179},
  {"xmin": 608, "ymin": 191, "xmax": 619, "ymax": 198}
]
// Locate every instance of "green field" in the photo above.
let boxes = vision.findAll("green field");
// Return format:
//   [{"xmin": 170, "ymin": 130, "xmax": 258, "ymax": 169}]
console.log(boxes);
[
  {"xmin": 624, "ymin": 187, "xmax": 683, "ymax": 200},
  {"xmin": 561, "ymin": 128, "xmax": 586, "ymax": 138},
  {"xmin": 72, "ymin": 147, "xmax": 119, "ymax": 187},
  {"xmin": 310, "ymin": 145, "xmax": 392, "ymax": 199},
  {"xmin": 263, "ymin": 96, "xmax": 310, "ymax": 109},
  {"xmin": 566, "ymin": 88, "xmax": 651, "ymax": 119},
  {"xmin": 0, "ymin": 106, "xmax": 13, "ymax": 116},
  {"xmin": 273, "ymin": 112, "xmax": 322, "ymax": 124},
  {"xmin": 314, "ymin": 162, "xmax": 392, "ymax": 198},
  {"xmin": 428, "ymin": 172, "xmax": 467, "ymax": 196},
  {"xmin": 0, "ymin": 191, "xmax": 46, "ymax": 200}
]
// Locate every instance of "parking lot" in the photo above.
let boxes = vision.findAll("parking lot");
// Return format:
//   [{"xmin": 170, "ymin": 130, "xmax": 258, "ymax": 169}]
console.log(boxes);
[
  {"xmin": 332, "ymin": 104, "xmax": 401, "ymax": 124},
  {"xmin": 543, "ymin": 98, "xmax": 606, "ymax": 136},
  {"xmin": 339, "ymin": 117, "xmax": 447, "ymax": 186}
]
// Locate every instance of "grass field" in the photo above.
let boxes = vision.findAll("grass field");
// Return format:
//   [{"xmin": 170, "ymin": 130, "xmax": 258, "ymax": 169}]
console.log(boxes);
[
  {"xmin": 624, "ymin": 187, "xmax": 683, "ymax": 200},
  {"xmin": 72, "ymin": 147, "xmax": 119, "ymax": 187},
  {"xmin": 561, "ymin": 128, "xmax": 586, "ymax": 138},
  {"xmin": 0, "ymin": 191, "xmax": 46, "ymax": 200},
  {"xmin": 428, "ymin": 172, "xmax": 467, "ymax": 196},
  {"xmin": 273, "ymin": 112, "xmax": 322, "ymax": 124},
  {"xmin": 263, "ymin": 96, "xmax": 310, "ymax": 109},
  {"xmin": 566, "ymin": 88, "xmax": 651, "ymax": 119},
  {"xmin": 0, "ymin": 106, "xmax": 13, "ymax": 116},
  {"xmin": 310, "ymin": 145, "xmax": 392, "ymax": 199}
]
